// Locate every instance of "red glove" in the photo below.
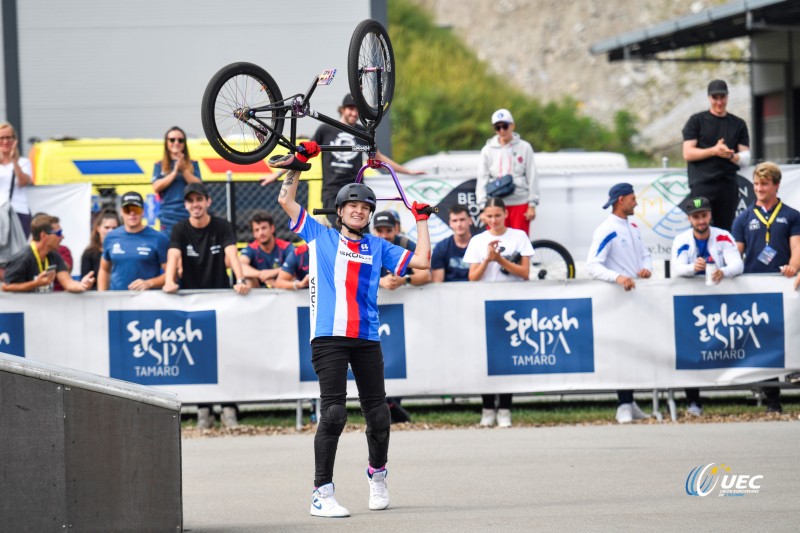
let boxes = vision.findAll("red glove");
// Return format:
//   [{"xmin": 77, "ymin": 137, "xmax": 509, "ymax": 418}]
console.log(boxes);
[
  {"xmin": 296, "ymin": 141, "xmax": 320, "ymax": 163},
  {"xmin": 411, "ymin": 201, "xmax": 431, "ymax": 221}
]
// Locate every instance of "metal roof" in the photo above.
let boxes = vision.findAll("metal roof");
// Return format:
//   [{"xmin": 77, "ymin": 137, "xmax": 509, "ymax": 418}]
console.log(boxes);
[{"xmin": 590, "ymin": 0, "xmax": 800, "ymax": 61}]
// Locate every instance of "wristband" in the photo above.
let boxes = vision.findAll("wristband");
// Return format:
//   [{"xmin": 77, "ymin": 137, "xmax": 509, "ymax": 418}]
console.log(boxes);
[
  {"xmin": 236, "ymin": 279, "xmax": 245, "ymax": 285},
  {"xmin": 293, "ymin": 280, "xmax": 299, "ymax": 290}
]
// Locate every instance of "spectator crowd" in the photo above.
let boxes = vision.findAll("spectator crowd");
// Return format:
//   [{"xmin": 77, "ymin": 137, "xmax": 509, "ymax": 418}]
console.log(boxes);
[{"xmin": 1, "ymin": 79, "xmax": 799, "ymax": 428}]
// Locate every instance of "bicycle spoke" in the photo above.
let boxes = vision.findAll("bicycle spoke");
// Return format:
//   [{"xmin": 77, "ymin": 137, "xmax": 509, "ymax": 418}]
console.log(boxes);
[
  {"xmin": 530, "ymin": 248, "xmax": 569, "ymax": 281},
  {"xmin": 210, "ymin": 72, "xmax": 278, "ymax": 155},
  {"xmin": 358, "ymin": 31, "xmax": 390, "ymax": 111}
]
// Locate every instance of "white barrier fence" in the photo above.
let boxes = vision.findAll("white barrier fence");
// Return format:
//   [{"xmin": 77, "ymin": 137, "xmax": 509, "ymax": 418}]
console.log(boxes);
[{"xmin": 1, "ymin": 276, "xmax": 798, "ymax": 404}]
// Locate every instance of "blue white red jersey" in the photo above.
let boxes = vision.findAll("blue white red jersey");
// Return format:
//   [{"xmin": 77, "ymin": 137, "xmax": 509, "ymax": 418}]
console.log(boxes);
[{"xmin": 291, "ymin": 207, "xmax": 413, "ymax": 341}]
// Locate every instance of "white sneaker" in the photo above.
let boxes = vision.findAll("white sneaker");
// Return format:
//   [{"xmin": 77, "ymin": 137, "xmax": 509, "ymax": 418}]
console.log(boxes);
[
  {"xmin": 631, "ymin": 402, "xmax": 650, "ymax": 420},
  {"xmin": 479, "ymin": 408, "xmax": 497, "ymax": 427},
  {"xmin": 367, "ymin": 469, "xmax": 390, "ymax": 510},
  {"xmin": 310, "ymin": 483, "xmax": 349, "ymax": 518},
  {"xmin": 616, "ymin": 403, "xmax": 633, "ymax": 424},
  {"xmin": 687, "ymin": 403, "xmax": 703, "ymax": 417},
  {"xmin": 221, "ymin": 406, "xmax": 239, "ymax": 428},
  {"xmin": 196, "ymin": 407, "xmax": 215, "ymax": 429},
  {"xmin": 496, "ymin": 408, "xmax": 512, "ymax": 428}
]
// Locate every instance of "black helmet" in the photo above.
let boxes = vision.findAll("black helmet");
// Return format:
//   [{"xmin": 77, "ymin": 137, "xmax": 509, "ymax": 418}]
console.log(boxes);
[{"xmin": 335, "ymin": 183, "xmax": 377, "ymax": 212}]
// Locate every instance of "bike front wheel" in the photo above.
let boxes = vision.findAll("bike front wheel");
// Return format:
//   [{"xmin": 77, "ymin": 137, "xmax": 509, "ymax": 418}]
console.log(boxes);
[
  {"xmin": 530, "ymin": 240, "xmax": 576, "ymax": 281},
  {"xmin": 348, "ymin": 19, "xmax": 395, "ymax": 124},
  {"xmin": 201, "ymin": 62, "xmax": 284, "ymax": 165}
]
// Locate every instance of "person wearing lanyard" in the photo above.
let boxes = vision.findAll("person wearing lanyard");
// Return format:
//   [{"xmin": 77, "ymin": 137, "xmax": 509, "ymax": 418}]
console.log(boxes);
[
  {"xmin": 732, "ymin": 162, "xmax": 800, "ymax": 413},
  {"xmin": 671, "ymin": 196, "xmax": 743, "ymax": 416},
  {"xmin": 732, "ymin": 162, "xmax": 800, "ymax": 276},
  {"xmin": 476, "ymin": 108, "xmax": 539, "ymax": 234},
  {"xmin": 2, "ymin": 213, "xmax": 95, "ymax": 293}
]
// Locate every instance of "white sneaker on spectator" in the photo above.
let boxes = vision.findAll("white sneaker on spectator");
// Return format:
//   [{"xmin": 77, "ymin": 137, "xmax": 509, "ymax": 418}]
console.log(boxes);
[
  {"xmin": 310, "ymin": 483, "xmax": 349, "ymax": 518},
  {"xmin": 496, "ymin": 409, "xmax": 512, "ymax": 428},
  {"xmin": 687, "ymin": 403, "xmax": 703, "ymax": 417},
  {"xmin": 615, "ymin": 403, "xmax": 633, "ymax": 424},
  {"xmin": 479, "ymin": 408, "xmax": 496, "ymax": 427},
  {"xmin": 221, "ymin": 406, "xmax": 239, "ymax": 428},
  {"xmin": 631, "ymin": 402, "xmax": 650, "ymax": 420},
  {"xmin": 367, "ymin": 469, "xmax": 389, "ymax": 510},
  {"xmin": 197, "ymin": 407, "xmax": 215, "ymax": 429}
]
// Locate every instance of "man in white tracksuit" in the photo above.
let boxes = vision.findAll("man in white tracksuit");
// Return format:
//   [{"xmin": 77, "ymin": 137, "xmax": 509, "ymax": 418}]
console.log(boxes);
[
  {"xmin": 586, "ymin": 182, "xmax": 653, "ymax": 424},
  {"xmin": 476, "ymin": 108, "xmax": 539, "ymax": 235},
  {"xmin": 671, "ymin": 195, "xmax": 743, "ymax": 417}
]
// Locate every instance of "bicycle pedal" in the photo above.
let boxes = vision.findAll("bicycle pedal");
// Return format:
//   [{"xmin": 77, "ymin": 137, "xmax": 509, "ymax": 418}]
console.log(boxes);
[
  {"xmin": 316, "ymin": 68, "xmax": 336, "ymax": 85},
  {"xmin": 268, "ymin": 153, "xmax": 311, "ymax": 171}
]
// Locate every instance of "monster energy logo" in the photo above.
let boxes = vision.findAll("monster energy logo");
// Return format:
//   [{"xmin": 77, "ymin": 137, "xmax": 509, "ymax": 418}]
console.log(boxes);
[{"xmin": 694, "ymin": 198, "xmax": 703, "ymax": 208}]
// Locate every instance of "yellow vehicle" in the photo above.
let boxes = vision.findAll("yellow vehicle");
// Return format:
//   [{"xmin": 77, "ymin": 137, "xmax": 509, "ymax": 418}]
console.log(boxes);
[{"xmin": 30, "ymin": 137, "xmax": 323, "ymax": 228}]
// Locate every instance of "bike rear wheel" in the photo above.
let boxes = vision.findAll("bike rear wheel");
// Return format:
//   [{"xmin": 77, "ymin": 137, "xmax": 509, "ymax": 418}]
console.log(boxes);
[
  {"xmin": 201, "ymin": 62, "xmax": 284, "ymax": 165},
  {"xmin": 347, "ymin": 19, "xmax": 395, "ymax": 124},
  {"xmin": 530, "ymin": 240, "xmax": 576, "ymax": 281}
]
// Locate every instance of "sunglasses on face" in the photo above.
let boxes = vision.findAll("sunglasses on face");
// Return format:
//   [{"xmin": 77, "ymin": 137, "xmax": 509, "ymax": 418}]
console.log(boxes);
[
  {"xmin": 122, "ymin": 206, "xmax": 143, "ymax": 214},
  {"xmin": 47, "ymin": 229, "xmax": 63, "ymax": 237},
  {"xmin": 0, "ymin": 136, "xmax": 14, "ymax": 142},
  {"xmin": 710, "ymin": 94, "xmax": 727, "ymax": 101},
  {"xmin": 494, "ymin": 123, "xmax": 510, "ymax": 131},
  {"xmin": 167, "ymin": 137, "xmax": 185, "ymax": 144}
]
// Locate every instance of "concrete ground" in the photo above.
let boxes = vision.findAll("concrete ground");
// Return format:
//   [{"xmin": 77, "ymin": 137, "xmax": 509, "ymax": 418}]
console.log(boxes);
[{"xmin": 182, "ymin": 420, "xmax": 800, "ymax": 532}]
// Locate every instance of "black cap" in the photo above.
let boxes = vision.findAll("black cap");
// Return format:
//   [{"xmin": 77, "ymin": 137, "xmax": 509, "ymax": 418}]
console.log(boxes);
[
  {"xmin": 683, "ymin": 196, "xmax": 712, "ymax": 215},
  {"xmin": 708, "ymin": 79, "xmax": 728, "ymax": 96},
  {"xmin": 120, "ymin": 191, "xmax": 144, "ymax": 209},
  {"xmin": 373, "ymin": 211, "xmax": 397, "ymax": 229},
  {"xmin": 183, "ymin": 182, "xmax": 209, "ymax": 199},
  {"xmin": 341, "ymin": 93, "xmax": 356, "ymax": 107}
]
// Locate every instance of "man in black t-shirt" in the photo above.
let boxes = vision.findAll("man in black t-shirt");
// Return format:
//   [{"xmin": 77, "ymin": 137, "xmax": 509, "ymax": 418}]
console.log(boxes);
[
  {"xmin": 682, "ymin": 79, "xmax": 751, "ymax": 231},
  {"xmin": 163, "ymin": 182, "xmax": 249, "ymax": 430},
  {"xmin": 164, "ymin": 182, "xmax": 249, "ymax": 294},
  {"xmin": 310, "ymin": 94, "xmax": 424, "ymax": 223}
]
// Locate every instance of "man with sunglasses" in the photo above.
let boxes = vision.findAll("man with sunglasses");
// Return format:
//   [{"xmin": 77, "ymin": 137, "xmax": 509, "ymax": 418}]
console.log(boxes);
[
  {"xmin": 682, "ymin": 79, "xmax": 751, "ymax": 231},
  {"xmin": 476, "ymin": 108, "xmax": 539, "ymax": 235},
  {"xmin": 97, "ymin": 192, "xmax": 168, "ymax": 291},
  {"xmin": 3, "ymin": 213, "xmax": 95, "ymax": 293}
]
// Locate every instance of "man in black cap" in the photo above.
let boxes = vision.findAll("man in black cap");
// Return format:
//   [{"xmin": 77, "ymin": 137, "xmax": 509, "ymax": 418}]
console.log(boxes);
[
  {"xmin": 163, "ymin": 182, "xmax": 249, "ymax": 429},
  {"xmin": 682, "ymin": 79, "xmax": 751, "ymax": 231},
  {"xmin": 309, "ymin": 94, "xmax": 424, "ymax": 224},
  {"xmin": 373, "ymin": 210, "xmax": 430, "ymax": 289},
  {"xmin": 586, "ymin": 183, "xmax": 653, "ymax": 424},
  {"xmin": 670, "ymin": 195, "xmax": 743, "ymax": 417},
  {"xmin": 97, "ymin": 191, "xmax": 169, "ymax": 291}
]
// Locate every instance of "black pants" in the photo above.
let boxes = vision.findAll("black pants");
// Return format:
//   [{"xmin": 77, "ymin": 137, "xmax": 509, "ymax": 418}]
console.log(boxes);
[
  {"xmin": 617, "ymin": 390, "xmax": 634, "ymax": 405},
  {"xmin": 311, "ymin": 336, "xmax": 390, "ymax": 487},
  {"xmin": 685, "ymin": 388, "xmax": 702, "ymax": 406},
  {"xmin": 482, "ymin": 394, "xmax": 512, "ymax": 410},
  {"xmin": 689, "ymin": 179, "xmax": 739, "ymax": 232}
]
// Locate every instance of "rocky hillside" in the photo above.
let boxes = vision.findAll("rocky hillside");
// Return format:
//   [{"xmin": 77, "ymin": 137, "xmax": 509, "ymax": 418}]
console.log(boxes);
[{"xmin": 409, "ymin": 0, "xmax": 749, "ymax": 161}]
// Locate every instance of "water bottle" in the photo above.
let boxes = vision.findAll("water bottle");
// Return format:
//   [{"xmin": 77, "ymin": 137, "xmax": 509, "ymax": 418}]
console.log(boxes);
[{"xmin": 705, "ymin": 258, "xmax": 717, "ymax": 286}]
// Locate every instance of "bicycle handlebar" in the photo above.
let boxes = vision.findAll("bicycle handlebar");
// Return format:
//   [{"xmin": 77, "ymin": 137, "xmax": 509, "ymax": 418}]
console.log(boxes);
[{"xmin": 312, "ymin": 206, "xmax": 438, "ymax": 216}]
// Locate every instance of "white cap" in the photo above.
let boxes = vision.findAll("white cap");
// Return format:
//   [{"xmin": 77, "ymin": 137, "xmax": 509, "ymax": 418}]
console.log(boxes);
[{"xmin": 491, "ymin": 108, "xmax": 514, "ymax": 125}]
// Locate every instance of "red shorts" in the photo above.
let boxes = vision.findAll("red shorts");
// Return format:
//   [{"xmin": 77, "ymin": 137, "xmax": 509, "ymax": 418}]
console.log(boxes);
[{"xmin": 504, "ymin": 204, "xmax": 531, "ymax": 236}]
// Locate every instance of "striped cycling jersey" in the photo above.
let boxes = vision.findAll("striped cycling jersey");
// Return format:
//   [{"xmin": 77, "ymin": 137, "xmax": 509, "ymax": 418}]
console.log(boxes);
[{"xmin": 291, "ymin": 207, "xmax": 413, "ymax": 341}]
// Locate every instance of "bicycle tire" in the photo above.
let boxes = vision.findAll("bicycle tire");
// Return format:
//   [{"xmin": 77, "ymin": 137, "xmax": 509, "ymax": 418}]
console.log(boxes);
[
  {"xmin": 530, "ymin": 240, "xmax": 576, "ymax": 281},
  {"xmin": 201, "ymin": 62, "xmax": 284, "ymax": 165},
  {"xmin": 347, "ymin": 19, "xmax": 395, "ymax": 123}
]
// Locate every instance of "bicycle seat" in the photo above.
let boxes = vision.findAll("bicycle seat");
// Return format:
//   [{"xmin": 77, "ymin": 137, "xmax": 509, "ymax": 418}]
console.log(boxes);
[{"xmin": 268, "ymin": 153, "xmax": 311, "ymax": 172}]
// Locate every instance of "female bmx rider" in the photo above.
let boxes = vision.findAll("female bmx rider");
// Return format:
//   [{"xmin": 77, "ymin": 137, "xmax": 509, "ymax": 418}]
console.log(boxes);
[{"xmin": 273, "ymin": 142, "xmax": 432, "ymax": 518}]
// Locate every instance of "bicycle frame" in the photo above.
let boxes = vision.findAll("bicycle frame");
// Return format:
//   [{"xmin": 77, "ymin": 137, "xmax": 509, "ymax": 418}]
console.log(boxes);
[{"xmin": 249, "ymin": 69, "xmax": 384, "ymax": 159}]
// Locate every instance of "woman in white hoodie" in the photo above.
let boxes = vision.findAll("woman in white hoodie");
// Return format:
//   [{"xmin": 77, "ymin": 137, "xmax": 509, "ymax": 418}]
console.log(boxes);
[{"xmin": 476, "ymin": 109, "xmax": 539, "ymax": 235}]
